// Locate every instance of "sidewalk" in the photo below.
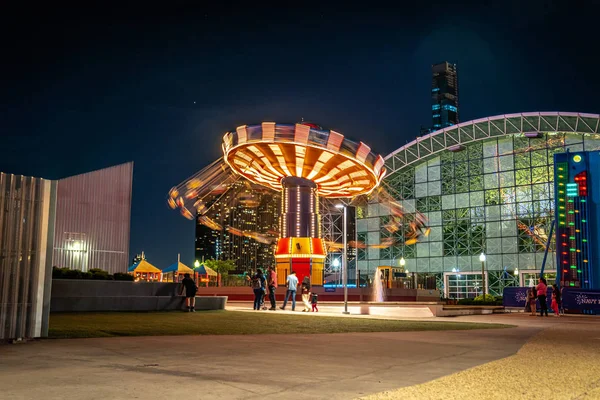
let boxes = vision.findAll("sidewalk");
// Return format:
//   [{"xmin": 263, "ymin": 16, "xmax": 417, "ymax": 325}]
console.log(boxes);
[
  {"xmin": 0, "ymin": 319, "xmax": 538, "ymax": 400},
  {"xmin": 226, "ymin": 301, "xmax": 596, "ymax": 328},
  {"xmin": 361, "ymin": 319, "xmax": 600, "ymax": 400}
]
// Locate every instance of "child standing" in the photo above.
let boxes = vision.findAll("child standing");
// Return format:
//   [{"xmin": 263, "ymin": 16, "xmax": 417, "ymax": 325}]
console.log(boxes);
[
  {"xmin": 311, "ymin": 292, "xmax": 318, "ymax": 312},
  {"xmin": 551, "ymin": 284, "xmax": 560, "ymax": 317},
  {"xmin": 526, "ymin": 287, "xmax": 537, "ymax": 316}
]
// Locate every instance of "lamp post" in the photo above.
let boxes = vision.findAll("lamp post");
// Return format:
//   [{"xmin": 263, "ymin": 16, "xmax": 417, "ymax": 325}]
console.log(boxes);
[
  {"xmin": 194, "ymin": 260, "xmax": 200, "ymax": 268},
  {"xmin": 335, "ymin": 203, "xmax": 349, "ymax": 314},
  {"xmin": 479, "ymin": 253, "xmax": 486, "ymax": 298}
]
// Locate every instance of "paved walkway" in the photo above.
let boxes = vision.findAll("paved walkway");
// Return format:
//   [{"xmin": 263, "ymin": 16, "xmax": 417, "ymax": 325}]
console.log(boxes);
[
  {"xmin": 0, "ymin": 315, "xmax": 531, "ymax": 400},
  {"xmin": 361, "ymin": 315, "xmax": 600, "ymax": 400},
  {"xmin": 1, "ymin": 312, "xmax": 597, "ymax": 400}
]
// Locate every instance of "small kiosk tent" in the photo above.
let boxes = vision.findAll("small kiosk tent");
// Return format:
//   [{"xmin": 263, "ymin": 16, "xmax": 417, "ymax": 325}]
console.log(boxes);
[
  {"xmin": 128, "ymin": 255, "xmax": 162, "ymax": 282},
  {"xmin": 162, "ymin": 255, "xmax": 194, "ymax": 283},
  {"xmin": 193, "ymin": 262, "xmax": 218, "ymax": 287}
]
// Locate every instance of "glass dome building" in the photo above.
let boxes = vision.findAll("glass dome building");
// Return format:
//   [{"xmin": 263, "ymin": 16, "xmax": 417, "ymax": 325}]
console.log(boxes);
[{"xmin": 356, "ymin": 112, "xmax": 600, "ymax": 299}]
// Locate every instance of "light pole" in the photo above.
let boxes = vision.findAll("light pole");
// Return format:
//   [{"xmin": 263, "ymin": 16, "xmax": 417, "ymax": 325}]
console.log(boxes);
[
  {"xmin": 479, "ymin": 253, "xmax": 486, "ymax": 299},
  {"xmin": 335, "ymin": 203, "xmax": 349, "ymax": 314}
]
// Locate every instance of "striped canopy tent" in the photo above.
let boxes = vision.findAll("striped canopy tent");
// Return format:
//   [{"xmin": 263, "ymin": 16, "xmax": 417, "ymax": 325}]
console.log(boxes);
[
  {"xmin": 163, "ymin": 261, "xmax": 194, "ymax": 274},
  {"xmin": 162, "ymin": 257, "xmax": 194, "ymax": 283},
  {"xmin": 193, "ymin": 263, "xmax": 217, "ymax": 276},
  {"xmin": 194, "ymin": 262, "xmax": 218, "ymax": 286},
  {"xmin": 128, "ymin": 259, "xmax": 162, "ymax": 281}
]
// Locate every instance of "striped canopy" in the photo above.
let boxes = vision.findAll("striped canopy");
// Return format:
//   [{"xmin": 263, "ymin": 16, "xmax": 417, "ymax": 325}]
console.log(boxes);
[
  {"xmin": 162, "ymin": 261, "xmax": 194, "ymax": 274},
  {"xmin": 194, "ymin": 263, "xmax": 218, "ymax": 276},
  {"xmin": 128, "ymin": 259, "xmax": 161, "ymax": 274}
]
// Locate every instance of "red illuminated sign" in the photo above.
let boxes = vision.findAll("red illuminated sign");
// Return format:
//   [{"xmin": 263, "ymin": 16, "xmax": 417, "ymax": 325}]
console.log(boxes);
[{"xmin": 574, "ymin": 171, "xmax": 588, "ymax": 196}]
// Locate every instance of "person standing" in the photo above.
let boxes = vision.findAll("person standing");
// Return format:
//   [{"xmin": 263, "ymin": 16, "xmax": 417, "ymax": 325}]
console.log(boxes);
[
  {"xmin": 251, "ymin": 269, "xmax": 266, "ymax": 311},
  {"xmin": 280, "ymin": 271, "xmax": 298, "ymax": 311},
  {"xmin": 180, "ymin": 273, "xmax": 198, "ymax": 312},
  {"xmin": 537, "ymin": 277, "xmax": 548, "ymax": 317},
  {"xmin": 267, "ymin": 266, "xmax": 278, "ymax": 311},
  {"xmin": 301, "ymin": 275, "xmax": 311, "ymax": 312},
  {"xmin": 311, "ymin": 292, "xmax": 318, "ymax": 312},
  {"xmin": 551, "ymin": 284, "xmax": 561, "ymax": 317},
  {"xmin": 526, "ymin": 286, "xmax": 537, "ymax": 316}
]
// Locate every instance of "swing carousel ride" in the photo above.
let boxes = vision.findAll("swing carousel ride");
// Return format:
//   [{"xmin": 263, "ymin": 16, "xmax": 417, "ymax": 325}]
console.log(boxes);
[{"xmin": 168, "ymin": 122, "xmax": 430, "ymax": 285}]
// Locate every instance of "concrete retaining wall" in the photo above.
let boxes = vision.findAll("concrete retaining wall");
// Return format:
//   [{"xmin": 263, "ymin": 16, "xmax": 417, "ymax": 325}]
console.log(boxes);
[{"xmin": 50, "ymin": 280, "xmax": 227, "ymax": 312}]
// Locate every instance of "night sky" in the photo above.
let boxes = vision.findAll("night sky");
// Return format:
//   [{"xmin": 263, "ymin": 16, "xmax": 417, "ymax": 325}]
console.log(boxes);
[{"xmin": 2, "ymin": 2, "xmax": 599, "ymax": 268}]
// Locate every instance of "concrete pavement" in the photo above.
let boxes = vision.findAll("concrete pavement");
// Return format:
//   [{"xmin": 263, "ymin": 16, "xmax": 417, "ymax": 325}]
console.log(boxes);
[
  {"xmin": 0, "ymin": 316, "xmax": 538, "ymax": 400},
  {"xmin": 362, "ymin": 315, "xmax": 600, "ymax": 400},
  {"xmin": 2, "ymin": 312, "xmax": 598, "ymax": 400}
]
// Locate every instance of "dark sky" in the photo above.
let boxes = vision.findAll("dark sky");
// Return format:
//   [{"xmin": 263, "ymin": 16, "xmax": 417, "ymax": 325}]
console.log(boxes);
[{"xmin": 2, "ymin": 2, "xmax": 599, "ymax": 268}]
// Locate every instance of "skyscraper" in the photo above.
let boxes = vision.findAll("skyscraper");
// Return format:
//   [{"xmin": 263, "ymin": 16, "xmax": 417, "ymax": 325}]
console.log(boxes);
[
  {"xmin": 195, "ymin": 223, "xmax": 218, "ymax": 261},
  {"xmin": 194, "ymin": 181, "xmax": 281, "ymax": 273},
  {"xmin": 431, "ymin": 61, "xmax": 459, "ymax": 130}
]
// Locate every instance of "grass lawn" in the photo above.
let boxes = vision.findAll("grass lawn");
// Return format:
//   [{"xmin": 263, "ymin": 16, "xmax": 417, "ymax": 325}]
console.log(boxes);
[{"xmin": 48, "ymin": 311, "xmax": 512, "ymax": 339}]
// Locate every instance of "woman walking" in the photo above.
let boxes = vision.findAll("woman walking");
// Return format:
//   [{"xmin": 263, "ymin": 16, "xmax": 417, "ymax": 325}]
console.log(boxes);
[{"xmin": 536, "ymin": 277, "xmax": 548, "ymax": 317}]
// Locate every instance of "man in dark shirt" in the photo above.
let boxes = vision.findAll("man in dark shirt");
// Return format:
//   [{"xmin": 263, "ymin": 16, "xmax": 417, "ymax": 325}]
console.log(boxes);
[{"xmin": 181, "ymin": 273, "xmax": 198, "ymax": 312}]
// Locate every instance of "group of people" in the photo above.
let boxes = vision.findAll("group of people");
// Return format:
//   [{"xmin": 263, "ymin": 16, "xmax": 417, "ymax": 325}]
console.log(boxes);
[
  {"xmin": 249, "ymin": 268, "xmax": 318, "ymax": 312},
  {"xmin": 525, "ymin": 277, "xmax": 562, "ymax": 317}
]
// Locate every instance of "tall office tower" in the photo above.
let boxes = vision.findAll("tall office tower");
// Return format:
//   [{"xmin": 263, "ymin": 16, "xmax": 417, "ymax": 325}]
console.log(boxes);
[
  {"xmin": 213, "ymin": 181, "xmax": 258, "ymax": 272},
  {"xmin": 194, "ymin": 223, "xmax": 218, "ymax": 261},
  {"xmin": 431, "ymin": 62, "xmax": 459, "ymax": 130},
  {"xmin": 194, "ymin": 180, "xmax": 281, "ymax": 273},
  {"xmin": 256, "ymin": 191, "xmax": 281, "ymax": 269}
]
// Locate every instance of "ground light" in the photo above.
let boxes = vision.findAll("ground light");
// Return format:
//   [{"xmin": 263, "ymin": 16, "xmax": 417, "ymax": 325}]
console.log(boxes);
[{"xmin": 335, "ymin": 203, "xmax": 349, "ymax": 315}]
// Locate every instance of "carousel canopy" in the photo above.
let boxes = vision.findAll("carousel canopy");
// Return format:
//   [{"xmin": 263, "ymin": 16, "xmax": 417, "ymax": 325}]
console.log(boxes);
[
  {"xmin": 128, "ymin": 259, "xmax": 161, "ymax": 274},
  {"xmin": 162, "ymin": 261, "xmax": 194, "ymax": 274},
  {"xmin": 194, "ymin": 263, "xmax": 218, "ymax": 276}
]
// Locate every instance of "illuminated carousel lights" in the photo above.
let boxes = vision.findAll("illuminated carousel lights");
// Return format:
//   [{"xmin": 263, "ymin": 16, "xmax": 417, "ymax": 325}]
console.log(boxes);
[{"xmin": 275, "ymin": 253, "xmax": 327, "ymax": 259}]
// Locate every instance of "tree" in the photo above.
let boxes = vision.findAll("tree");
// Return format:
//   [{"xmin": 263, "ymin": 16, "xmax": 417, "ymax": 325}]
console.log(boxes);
[{"xmin": 205, "ymin": 259, "xmax": 236, "ymax": 284}]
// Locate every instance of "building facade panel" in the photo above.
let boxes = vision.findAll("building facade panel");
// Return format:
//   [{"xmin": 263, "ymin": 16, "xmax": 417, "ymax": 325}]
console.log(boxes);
[
  {"xmin": 0, "ymin": 173, "xmax": 54, "ymax": 339},
  {"xmin": 53, "ymin": 162, "xmax": 133, "ymax": 274}
]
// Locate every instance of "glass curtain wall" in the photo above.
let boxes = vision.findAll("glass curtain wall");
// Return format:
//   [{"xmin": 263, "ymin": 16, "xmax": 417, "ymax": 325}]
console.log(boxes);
[{"xmin": 357, "ymin": 131, "xmax": 600, "ymax": 298}]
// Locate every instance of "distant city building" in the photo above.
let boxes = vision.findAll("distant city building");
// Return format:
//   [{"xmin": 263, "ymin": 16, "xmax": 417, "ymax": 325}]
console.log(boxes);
[
  {"xmin": 0, "ymin": 162, "xmax": 133, "ymax": 339},
  {"xmin": 194, "ymin": 180, "xmax": 281, "ymax": 273},
  {"xmin": 256, "ymin": 192, "xmax": 280, "ymax": 268},
  {"xmin": 431, "ymin": 61, "xmax": 459, "ymax": 130},
  {"xmin": 420, "ymin": 126, "xmax": 432, "ymax": 136},
  {"xmin": 195, "ymin": 223, "xmax": 218, "ymax": 261}
]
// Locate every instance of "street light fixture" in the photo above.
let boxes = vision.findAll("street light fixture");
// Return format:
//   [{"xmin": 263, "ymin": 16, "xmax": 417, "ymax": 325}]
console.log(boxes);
[
  {"xmin": 335, "ymin": 203, "xmax": 350, "ymax": 315},
  {"xmin": 479, "ymin": 252, "xmax": 486, "ymax": 298},
  {"xmin": 194, "ymin": 260, "xmax": 200, "ymax": 268}
]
